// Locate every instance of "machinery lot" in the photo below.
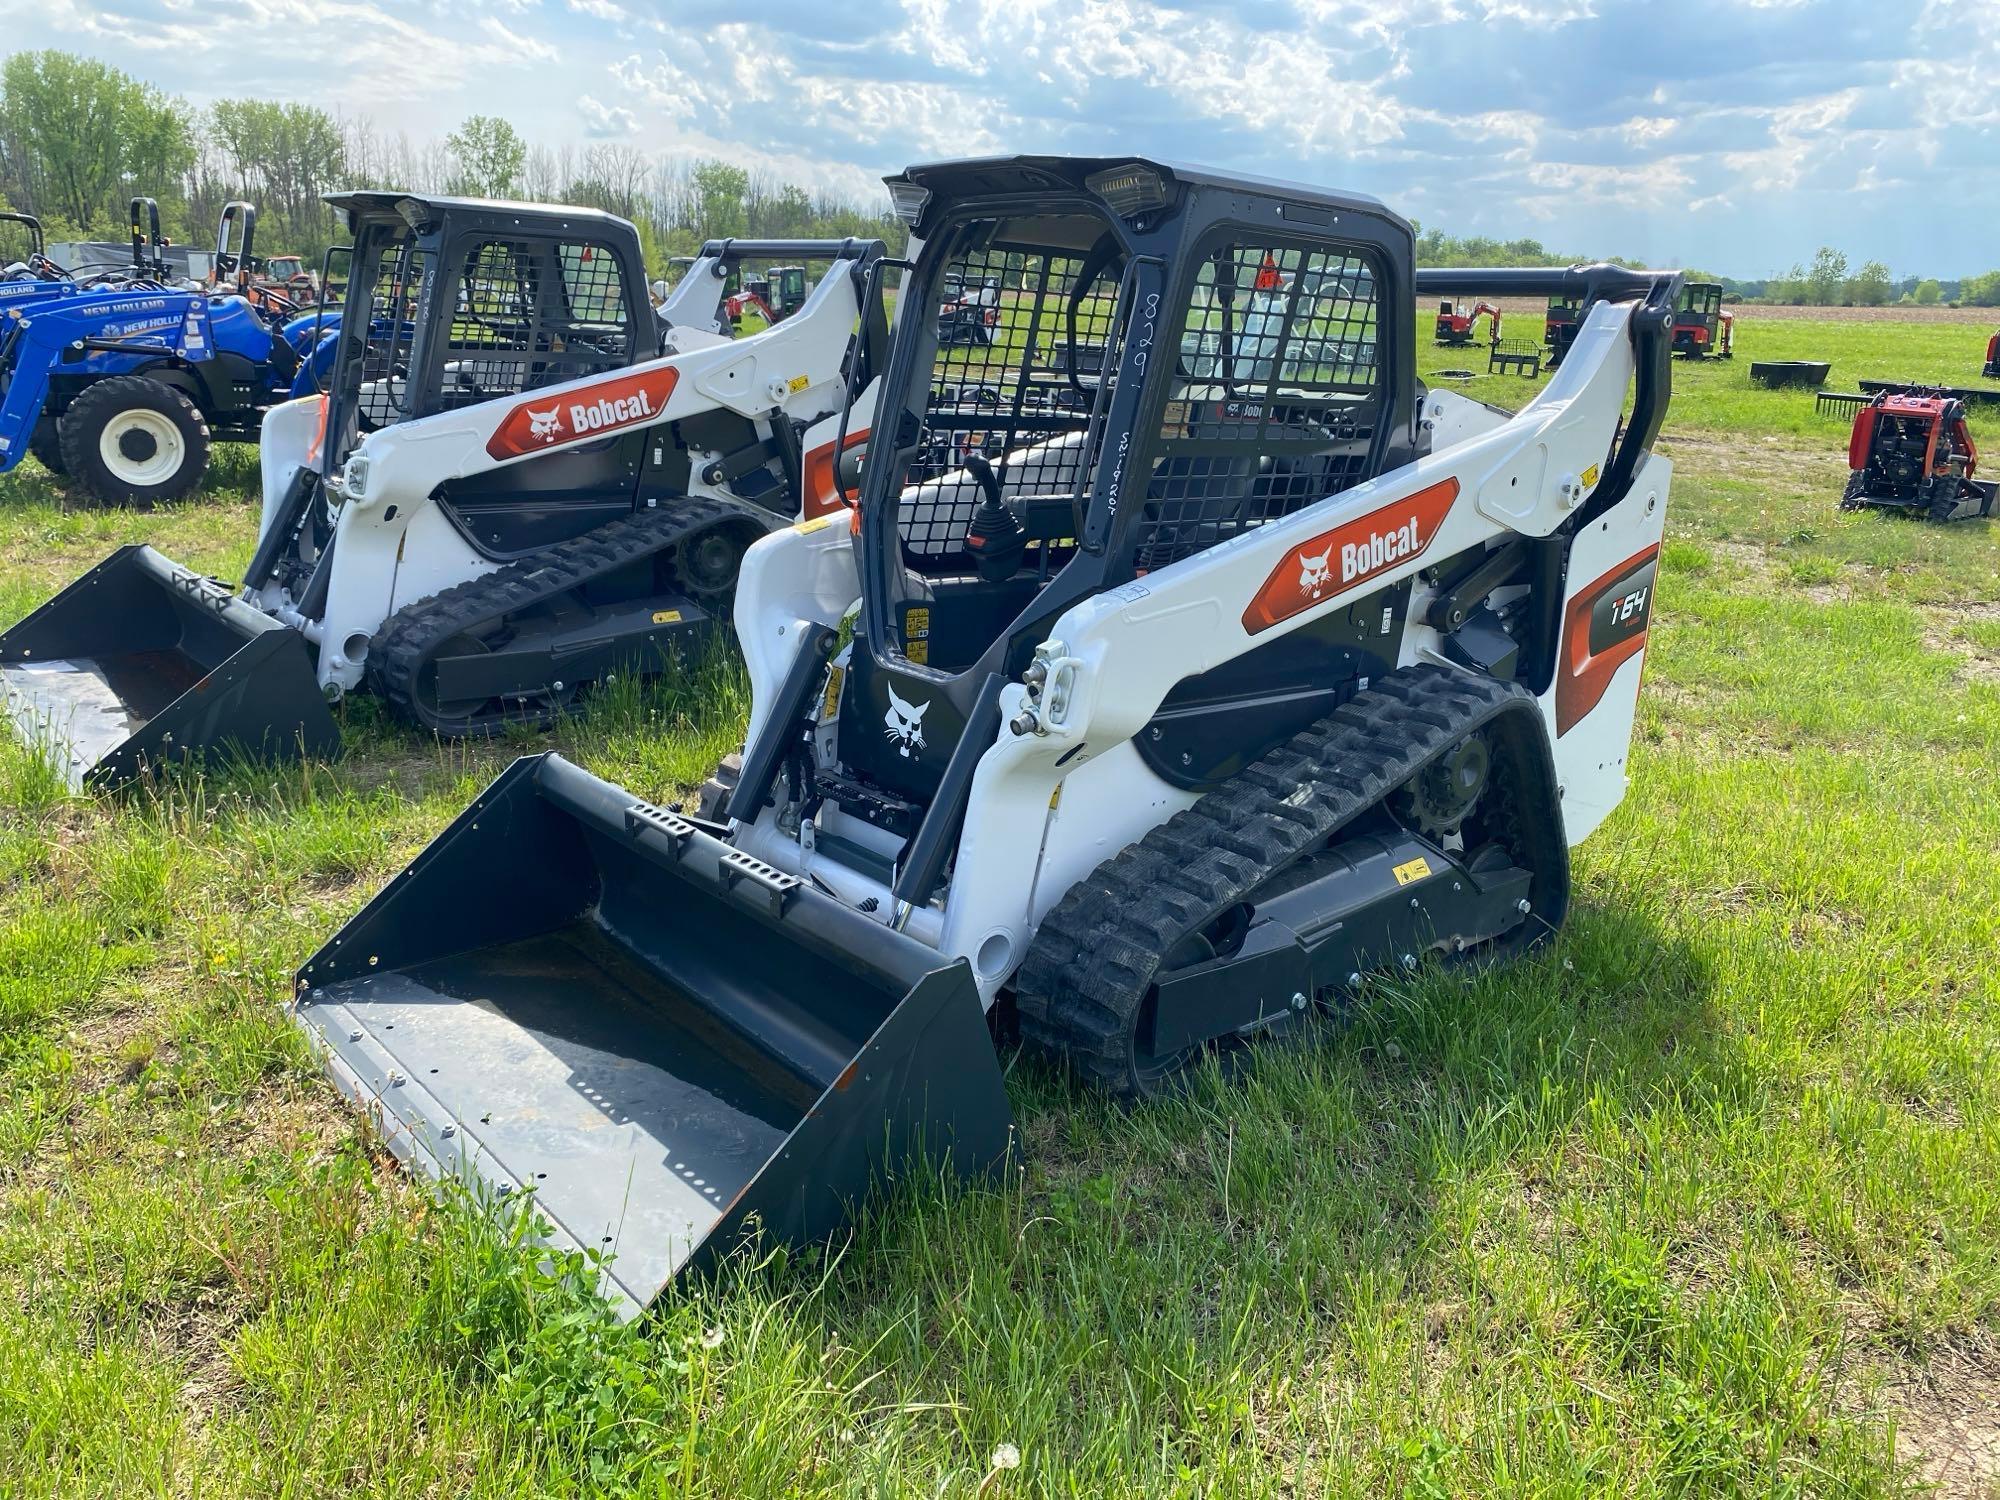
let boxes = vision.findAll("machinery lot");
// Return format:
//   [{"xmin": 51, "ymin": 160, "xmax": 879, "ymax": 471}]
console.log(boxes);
[{"xmin": 0, "ymin": 319, "xmax": 1995, "ymax": 1496}]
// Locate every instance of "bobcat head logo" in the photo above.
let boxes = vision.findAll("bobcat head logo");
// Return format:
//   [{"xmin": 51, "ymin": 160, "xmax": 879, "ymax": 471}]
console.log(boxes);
[
  {"xmin": 1297, "ymin": 547, "xmax": 1332, "ymax": 598},
  {"xmin": 526, "ymin": 405, "xmax": 563, "ymax": 442},
  {"xmin": 883, "ymin": 683, "xmax": 929, "ymax": 759}
]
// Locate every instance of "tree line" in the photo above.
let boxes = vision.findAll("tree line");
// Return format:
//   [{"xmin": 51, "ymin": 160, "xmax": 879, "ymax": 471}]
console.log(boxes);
[
  {"xmin": 1725, "ymin": 248, "xmax": 2000, "ymax": 308},
  {"xmin": 6, "ymin": 49, "xmax": 1996, "ymax": 308},
  {"xmin": 0, "ymin": 50, "xmax": 904, "ymax": 274}
]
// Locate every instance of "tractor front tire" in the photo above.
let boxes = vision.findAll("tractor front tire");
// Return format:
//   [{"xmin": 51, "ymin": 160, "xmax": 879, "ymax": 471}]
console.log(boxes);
[
  {"xmin": 27, "ymin": 418, "xmax": 66, "ymax": 475},
  {"xmin": 57, "ymin": 376, "xmax": 212, "ymax": 508}
]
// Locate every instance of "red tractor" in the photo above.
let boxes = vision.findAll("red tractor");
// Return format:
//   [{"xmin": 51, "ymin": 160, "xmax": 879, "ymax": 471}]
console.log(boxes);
[
  {"xmin": 1433, "ymin": 298, "xmax": 1501, "ymax": 346},
  {"xmin": 1983, "ymin": 329, "xmax": 1997, "ymax": 380},
  {"xmin": 1544, "ymin": 297, "xmax": 1583, "ymax": 368},
  {"xmin": 1671, "ymin": 281, "xmax": 1733, "ymax": 359},
  {"xmin": 1842, "ymin": 390, "xmax": 1996, "ymax": 523}
]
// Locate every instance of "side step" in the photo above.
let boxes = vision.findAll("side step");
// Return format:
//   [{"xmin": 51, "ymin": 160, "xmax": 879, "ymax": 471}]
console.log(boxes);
[
  {"xmin": 293, "ymin": 753, "xmax": 1013, "ymax": 1316},
  {"xmin": 0, "ymin": 544, "xmax": 337, "ymax": 790}
]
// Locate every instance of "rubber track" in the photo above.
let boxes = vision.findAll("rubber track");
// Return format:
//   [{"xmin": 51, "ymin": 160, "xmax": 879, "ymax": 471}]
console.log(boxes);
[
  {"xmin": 1012, "ymin": 664, "xmax": 1541, "ymax": 1095},
  {"xmin": 371, "ymin": 498, "xmax": 779, "ymax": 735}
]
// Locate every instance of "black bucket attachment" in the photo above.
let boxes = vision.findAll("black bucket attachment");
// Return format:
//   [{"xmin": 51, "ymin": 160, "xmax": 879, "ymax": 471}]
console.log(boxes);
[
  {"xmin": 292, "ymin": 753, "xmax": 1013, "ymax": 1316},
  {"xmin": 0, "ymin": 545, "xmax": 337, "ymax": 790}
]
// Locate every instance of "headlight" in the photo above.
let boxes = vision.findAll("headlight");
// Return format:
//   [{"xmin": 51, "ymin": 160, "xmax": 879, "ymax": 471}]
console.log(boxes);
[
  {"xmin": 1085, "ymin": 164, "xmax": 1170, "ymax": 220},
  {"xmin": 887, "ymin": 180, "xmax": 931, "ymax": 228}
]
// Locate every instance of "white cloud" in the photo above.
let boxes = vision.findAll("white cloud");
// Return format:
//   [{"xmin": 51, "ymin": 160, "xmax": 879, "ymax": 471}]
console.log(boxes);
[
  {"xmin": 12, "ymin": 0, "xmax": 2000, "ymax": 275},
  {"xmin": 481, "ymin": 15, "xmax": 558, "ymax": 62},
  {"xmin": 578, "ymin": 94, "xmax": 639, "ymax": 137}
]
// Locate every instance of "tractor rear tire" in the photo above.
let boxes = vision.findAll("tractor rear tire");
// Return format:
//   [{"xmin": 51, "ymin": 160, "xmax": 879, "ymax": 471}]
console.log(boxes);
[
  {"xmin": 27, "ymin": 419, "xmax": 66, "ymax": 475},
  {"xmin": 57, "ymin": 376, "xmax": 212, "ymax": 508}
]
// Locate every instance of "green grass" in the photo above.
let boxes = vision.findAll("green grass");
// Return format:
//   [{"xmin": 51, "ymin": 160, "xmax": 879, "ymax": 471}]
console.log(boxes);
[
  {"xmin": 1418, "ymin": 307, "xmax": 2000, "ymax": 440},
  {"xmin": 2, "ymin": 317, "xmax": 1998, "ymax": 1495}
]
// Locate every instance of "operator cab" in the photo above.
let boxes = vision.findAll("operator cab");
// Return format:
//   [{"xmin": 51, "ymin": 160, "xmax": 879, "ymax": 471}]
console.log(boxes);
[
  {"xmin": 304, "ymin": 193, "xmax": 668, "ymax": 565},
  {"xmin": 319, "ymin": 192, "xmax": 651, "ymax": 472},
  {"xmin": 831, "ymin": 156, "xmax": 1417, "ymax": 816}
]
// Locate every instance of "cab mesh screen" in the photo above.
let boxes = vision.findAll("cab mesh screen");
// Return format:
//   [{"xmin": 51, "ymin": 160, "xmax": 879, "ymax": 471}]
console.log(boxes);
[
  {"xmin": 437, "ymin": 238, "xmax": 631, "ymax": 410},
  {"xmin": 1134, "ymin": 243, "xmax": 1381, "ymax": 571},
  {"xmin": 899, "ymin": 236, "xmax": 1123, "ymax": 573},
  {"xmin": 354, "ymin": 232, "xmax": 427, "ymax": 429}
]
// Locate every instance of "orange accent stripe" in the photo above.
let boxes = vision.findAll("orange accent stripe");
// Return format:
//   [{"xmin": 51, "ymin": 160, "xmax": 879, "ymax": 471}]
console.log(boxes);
[{"xmin": 801, "ymin": 427, "xmax": 870, "ymax": 520}]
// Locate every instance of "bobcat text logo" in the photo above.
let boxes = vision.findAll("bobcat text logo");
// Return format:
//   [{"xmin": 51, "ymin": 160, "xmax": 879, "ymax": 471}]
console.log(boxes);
[
  {"xmin": 568, "ymin": 387, "xmax": 654, "ymax": 434},
  {"xmin": 486, "ymin": 367, "xmax": 680, "ymax": 460},
  {"xmin": 1297, "ymin": 547, "xmax": 1332, "ymax": 597},
  {"xmin": 1242, "ymin": 478, "xmax": 1459, "ymax": 636},
  {"xmin": 883, "ymin": 684, "xmax": 929, "ymax": 759},
  {"xmin": 1341, "ymin": 517, "xmax": 1422, "ymax": 585}
]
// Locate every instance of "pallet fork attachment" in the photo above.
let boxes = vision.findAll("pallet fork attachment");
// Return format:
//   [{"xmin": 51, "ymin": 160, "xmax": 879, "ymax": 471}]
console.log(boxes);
[
  {"xmin": 0, "ymin": 545, "xmax": 335, "ymax": 789},
  {"xmin": 292, "ymin": 752, "xmax": 1012, "ymax": 1316}
]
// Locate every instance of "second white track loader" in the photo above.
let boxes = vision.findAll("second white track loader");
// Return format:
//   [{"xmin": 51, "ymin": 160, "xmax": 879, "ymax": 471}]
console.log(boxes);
[{"xmin": 0, "ymin": 194, "xmax": 886, "ymax": 787}]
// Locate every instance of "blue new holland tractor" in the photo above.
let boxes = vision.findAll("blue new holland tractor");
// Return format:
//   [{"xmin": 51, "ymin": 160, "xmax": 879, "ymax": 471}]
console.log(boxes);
[{"xmin": 0, "ymin": 201, "xmax": 337, "ymax": 505}]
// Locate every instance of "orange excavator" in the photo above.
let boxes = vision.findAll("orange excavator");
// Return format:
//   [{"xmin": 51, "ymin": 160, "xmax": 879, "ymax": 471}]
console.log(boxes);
[{"xmin": 1434, "ymin": 298, "xmax": 1501, "ymax": 346}]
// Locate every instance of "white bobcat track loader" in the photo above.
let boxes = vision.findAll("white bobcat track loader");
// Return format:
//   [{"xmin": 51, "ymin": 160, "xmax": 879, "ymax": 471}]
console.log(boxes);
[
  {"xmin": 0, "ymin": 193, "xmax": 887, "ymax": 787},
  {"xmin": 297, "ymin": 156, "xmax": 1680, "ymax": 1315}
]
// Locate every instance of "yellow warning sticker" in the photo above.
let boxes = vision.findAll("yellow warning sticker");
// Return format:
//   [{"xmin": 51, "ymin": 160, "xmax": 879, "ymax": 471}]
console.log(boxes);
[
  {"xmin": 793, "ymin": 513, "xmax": 837, "ymax": 534},
  {"xmin": 1392, "ymin": 855, "xmax": 1433, "ymax": 886},
  {"xmin": 820, "ymin": 664, "xmax": 844, "ymax": 721},
  {"xmin": 788, "ymin": 374, "xmax": 811, "ymax": 394},
  {"xmin": 904, "ymin": 607, "xmax": 930, "ymax": 640},
  {"xmin": 1581, "ymin": 462, "xmax": 1601, "ymax": 490},
  {"xmin": 651, "ymin": 609, "xmax": 683, "ymax": 625},
  {"xmin": 906, "ymin": 639, "xmax": 929, "ymax": 664}
]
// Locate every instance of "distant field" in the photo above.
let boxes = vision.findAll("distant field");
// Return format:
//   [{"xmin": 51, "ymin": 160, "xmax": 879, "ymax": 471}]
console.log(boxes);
[
  {"xmin": 1420, "ymin": 311, "xmax": 2000, "ymax": 445},
  {"xmin": 0, "ymin": 315, "xmax": 1995, "ymax": 1496},
  {"xmin": 1441, "ymin": 296, "xmax": 2000, "ymax": 327}
]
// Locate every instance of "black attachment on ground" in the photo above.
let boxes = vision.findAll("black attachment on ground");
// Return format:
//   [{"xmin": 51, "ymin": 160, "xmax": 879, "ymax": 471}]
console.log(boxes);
[
  {"xmin": 0, "ymin": 544, "xmax": 336, "ymax": 790},
  {"xmin": 1488, "ymin": 340, "xmax": 1542, "ymax": 378},
  {"xmin": 1750, "ymin": 360, "xmax": 1829, "ymax": 390},
  {"xmin": 293, "ymin": 751, "xmax": 1013, "ymax": 1317}
]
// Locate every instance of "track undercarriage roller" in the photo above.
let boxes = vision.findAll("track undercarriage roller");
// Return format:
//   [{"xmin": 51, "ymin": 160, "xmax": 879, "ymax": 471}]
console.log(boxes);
[
  {"xmin": 1014, "ymin": 667, "xmax": 1568, "ymax": 1096},
  {"xmin": 371, "ymin": 501, "xmax": 782, "ymax": 737}
]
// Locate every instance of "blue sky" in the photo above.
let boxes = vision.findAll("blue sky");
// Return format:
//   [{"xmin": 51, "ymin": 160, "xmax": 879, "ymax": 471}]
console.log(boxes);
[{"xmin": 18, "ymin": 0, "xmax": 2000, "ymax": 277}]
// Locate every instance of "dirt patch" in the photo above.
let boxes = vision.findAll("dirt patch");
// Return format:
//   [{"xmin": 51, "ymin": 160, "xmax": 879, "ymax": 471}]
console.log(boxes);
[
  {"xmin": 1731, "ymin": 304, "xmax": 2000, "ymax": 327},
  {"xmin": 1874, "ymin": 1341, "xmax": 2000, "ymax": 1498},
  {"xmin": 1917, "ymin": 601, "xmax": 2000, "ymax": 686},
  {"xmin": 1411, "ymin": 298, "xmax": 2000, "ymax": 328}
]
